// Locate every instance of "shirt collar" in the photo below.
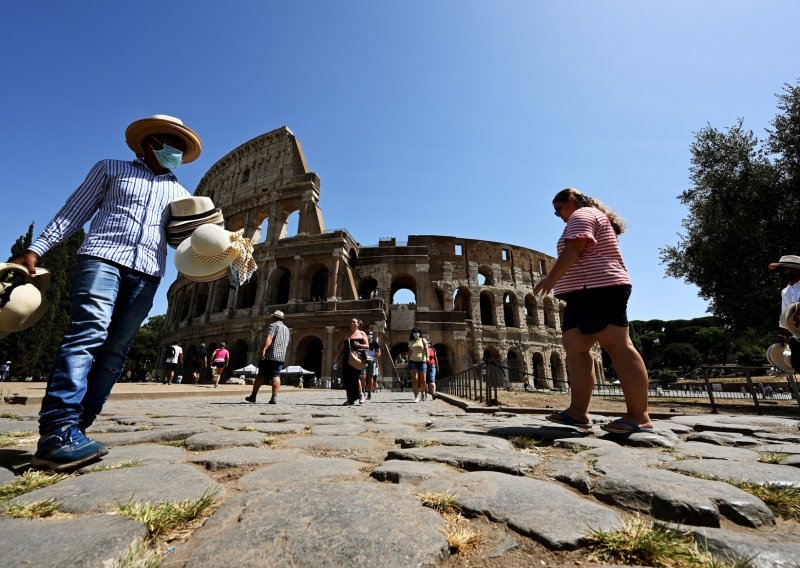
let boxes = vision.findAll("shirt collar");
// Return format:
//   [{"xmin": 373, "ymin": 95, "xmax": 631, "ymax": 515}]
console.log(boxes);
[{"xmin": 133, "ymin": 157, "xmax": 178, "ymax": 181}]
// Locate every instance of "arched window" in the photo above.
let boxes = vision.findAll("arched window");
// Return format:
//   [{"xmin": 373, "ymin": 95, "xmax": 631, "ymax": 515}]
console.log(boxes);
[
  {"xmin": 236, "ymin": 272, "xmax": 258, "ymax": 309},
  {"xmin": 524, "ymin": 294, "xmax": 539, "ymax": 326},
  {"xmin": 358, "ymin": 277, "xmax": 379, "ymax": 300},
  {"xmin": 453, "ymin": 287, "xmax": 471, "ymax": 319},
  {"xmin": 309, "ymin": 267, "xmax": 329, "ymax": 301},
  {"xmin": 503, "ymin": 292, "xmax": 518, "ymax": 327},
  {"xmin": 193, "ymin": 286, "xmax": 208, "ymax": 317},
  {"xmin": 479, "ymin": 291, "xmax": 494, "ymax": 325}
]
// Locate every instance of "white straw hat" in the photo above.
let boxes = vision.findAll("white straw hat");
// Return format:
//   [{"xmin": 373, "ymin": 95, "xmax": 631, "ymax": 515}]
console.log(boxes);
[
  {"xmin": 174, "ymin": 225, "xmax": 239, "ymax": 282},
  {"xmin": 0, "ymin": 264, "xmax": 51, "ymax": 339},
  {"xmin": 166, "ymin": 196, "xmax": 224, "ymax": 248},
  {"xmin": 766, "ymin": 343, "xmax": 793, "ymax": 373},
  {"xmin": 781, "ymin": 302, "xmax": 800, "ymax": 338}
]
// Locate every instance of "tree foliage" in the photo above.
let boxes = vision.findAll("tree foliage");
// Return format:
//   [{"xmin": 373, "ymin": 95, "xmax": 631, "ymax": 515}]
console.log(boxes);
[
  {"xmin": 661, "ymin": 80, "xmax": 800, "ymax": 333},
  {"xmin": 125, "ymin": 315, "xmax": 166, "ymax": 379}
]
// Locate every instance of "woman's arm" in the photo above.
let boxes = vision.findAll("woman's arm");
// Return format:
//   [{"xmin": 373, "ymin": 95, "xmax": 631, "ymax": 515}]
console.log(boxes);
[{"xmin": 533, "ymin": 239, "xmax": 587, "ymax": 296}]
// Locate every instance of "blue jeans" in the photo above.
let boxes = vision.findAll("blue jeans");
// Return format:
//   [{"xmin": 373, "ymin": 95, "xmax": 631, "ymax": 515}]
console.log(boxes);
[{"xmin": 39, "ymin": 256, "xmax": 160, "ymax": 435}]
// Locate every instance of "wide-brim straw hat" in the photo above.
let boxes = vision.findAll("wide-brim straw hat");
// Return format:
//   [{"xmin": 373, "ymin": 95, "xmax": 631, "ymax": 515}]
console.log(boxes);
[
  {"xmin": 271, "ymin": 310, "xmax": 285, "ymax": 319},
  {"xmin": 781, "ymin": 302, "xmax": 800, "ymax": 338},
  {"xmin": 0, "ymin": 264, "xmax": 51, "ymax": 340},
  {"xmin": 125, "ymin": 115, "xmax": 202, "ymax": 164},
  {"xmin": 766, "ymin": 343, "xmax": 794, "ymax": 373},
  {"xmin": 166, "ymin": 196, "xmax": 225, "ymax": 248},
  {"xmin": 769, "ymin": 255, "xmax": 800, "ymax": 270},
  {"xmin": 174, "ymin": 224, "xmax": 238, "ymax": 282}
]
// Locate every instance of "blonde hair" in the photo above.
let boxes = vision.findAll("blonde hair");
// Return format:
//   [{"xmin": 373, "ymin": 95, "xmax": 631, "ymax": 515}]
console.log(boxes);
[{"xmin": 553, "ymin": 187, "xmax": 626, "ymax": 235}]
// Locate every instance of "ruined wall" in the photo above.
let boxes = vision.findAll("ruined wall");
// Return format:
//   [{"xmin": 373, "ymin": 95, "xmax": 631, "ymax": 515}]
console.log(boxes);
[{"xmin": 161, "ymin": 128, "xmax": 605, "ymax": 386}]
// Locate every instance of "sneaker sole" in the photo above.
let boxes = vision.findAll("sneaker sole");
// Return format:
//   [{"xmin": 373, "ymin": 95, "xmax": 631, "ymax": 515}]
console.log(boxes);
[{"xmin": 31, "ymin": 450, "xmax": 105, "ymax": 472}]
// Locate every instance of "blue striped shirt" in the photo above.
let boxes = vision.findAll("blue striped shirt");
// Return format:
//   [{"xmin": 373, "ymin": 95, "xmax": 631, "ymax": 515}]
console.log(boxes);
[{"xmin": 29, "ymin": 159, "xmax": 190, "ymax": 277}]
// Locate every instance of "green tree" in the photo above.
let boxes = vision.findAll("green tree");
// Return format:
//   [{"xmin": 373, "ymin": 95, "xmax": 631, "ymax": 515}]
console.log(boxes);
[
  {"xmin": 661, "ymin": 342, "xmax": 702, "ymax": 370},
  {"xmin": 125, "ymin": 315, "xmax": 166, "ymax": 380},
  {"xmin": 660, "ymin": 81, "xmax": 800, "ymax": 333}
]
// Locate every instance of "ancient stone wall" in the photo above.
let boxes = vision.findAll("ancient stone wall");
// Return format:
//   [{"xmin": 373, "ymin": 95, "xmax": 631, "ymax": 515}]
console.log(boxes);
[{"xmin": 161, "ymin": 127, "xmax": 605, "ymax": 386}]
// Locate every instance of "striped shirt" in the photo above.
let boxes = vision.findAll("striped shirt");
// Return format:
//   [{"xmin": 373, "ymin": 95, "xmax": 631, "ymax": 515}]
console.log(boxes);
[
  {"xmin": 553, "ymin": 207, "xmax": 631, "ymax": 295},
  {"xmin": 264, "ymin": 321, "xmax": 290, "ymax": 362},
  {"xmin": 29, "ymin": 159, "xmax": 190, "ymax": 277}
]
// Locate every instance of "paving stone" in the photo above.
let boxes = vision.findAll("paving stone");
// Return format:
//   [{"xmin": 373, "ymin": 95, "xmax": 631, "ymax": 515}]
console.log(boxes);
[
  {"xmin": 782, "ymin": 454, "xmax": 800, "ymax": 467},
  {"xmin": 545, "ymin": 458, "xmax": 593, "ymax": 494},
  {"xmin": 190, "ymin": 447, "xmax": 302, "ymax": 470},
  {"xmin": 312, "ymin": 422, "xmax": 368, "ymax": 436},
  {"xmin": 184, "ymin": 430, "xmax": 268, "ymax": 451},
  {"xmin": 163, "ymin": 483, "xmax": 448, "ymax": 567},
  {"xmin": 388, "ymin": 446, "xmax": 542, "ymax": 475},
  {"xmin": 91, "ymin": 425, "xmax": 212, "ymax": 446},
  {"xmin": 0, "ymin": 466, "xmax": 17, "ymax": 484},
  {"xmin": 371, "ymin": 459, "xmax": 456, "ymax": 484},
  {"xmin": 592, "ymin": 465, "xmax": 775, "ymax": 527},
  {"xmin": 686, "ymin": 431, "xmax": 762, "ymax": 447},
  {"xmin": 0, "ymin": 419, "xmax": 38, "ymax": 435},
  {"xmin": 618, "ymin": 429, "xmax": 680, "ymax": 448},
  {"xmin": 0, "ymin": 515, "xmax": 147, "ymax": 568},
  {"xmin": 485, "ymin": 424, "xmax": 589, "ymax": 441},
  {"xmin": 694, "ymin": 423, "xmax": 771, "ymax": 436},
  {"xmin": 281, "ymin": 435, "xmax": 380, "ymax": 452},
  {"xmin": 419, "ymin": 471, "xmax": 623, "ymax": 549},
  {"xmin": 714, "ymin": 415, "xmax": 800, "ymax": 429},
  {"xmin": 753, "ymin": 432, "xmax": 800, "ymax": 443},
  {"xmin": 758, "ymin": 443, "xmax": 800, "ymax": 455},
  {"xmin": 651, "ymin": 420, "xmax": 694, "ymax": 434},
  {"xmin": 396, "ymin": 430, "xmax": 514, "ymax": 450},
  {"xmin": 674, "ymin": 442, "xmax": 760, "ymax": 461},
  {"xmin": 76, "ymin": 443, "xmax": 186, "ymax": 472},
  {"xmin": 553, "ymin": 437, "xmax": 620, "ymax": 451},
  {"xmin": 585, "ymin": 447, "xmax": 674, "ymax": 472},
  {"xmin": 12, "ymin": 463, "xmax": 224, "ymax": 514},
  {"xmin": 663, "ymin": 523, "xmax": 800, "ymax": 568},
  {"xmin": 237, "ymin": 457, "xmax": 366, "ymax": 489},
  {"xmin": 671, "ymin": 458, "xmax": 800, "ymax": 488},
  {"xmin": 219, "ymin": 420, "xmax": 310, "ymax": 435}
]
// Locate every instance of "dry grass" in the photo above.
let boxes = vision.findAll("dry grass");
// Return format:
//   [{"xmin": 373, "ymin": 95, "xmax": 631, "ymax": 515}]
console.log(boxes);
[
  {"xmin": 408, "ymin": 439, "xmax": 441, "ymax": 448},
  {"xmin": 0, "ymin": 431, "xmax": 37, "ymax": 448},
  {"xmin": 0, "ymin": 470, "xmax": 73, "ymax": 499},
  {"xmin": 263, "ymin": 435, "xmax": 277, "ymax": 446},
  {"xmin": 160, "ymin": 439, "xmax": 186, "ymax": 447},
  {"xmin": 112, "ymin": 540, "xmax": 161, "ymax": 568},
  {"xmin": 4, "ymin": 498, "xmax": 62, "ymax": 519},
  {"xmin": 0, "ymin": 412, "xmax": 22, "ymax": 420},
  {"xmin": 509, "ymin": 435, "xmax": 542, "ymax": 450},
  {"xmin": 685, "ymin": 473, "xmax": 800, "ymax": 521},
  {"xmin": 442, "ymin": 513, "xmax": 484, "ymax": 555},
  {"xmin": 416, "ymin": 490, "xmax": 460, "ymax": 514},
  {"xmin": 116, "ymin": 488, "xmax": 219, "ymax": 542},
  {"xmin": 758, "ymin": 452, "xmax": 789, "ymax": 464},
  {"xmin": 237, "ymin": 426, "xmax": 257, "ymax": 431},
  {"xmin": 83, "ymin": 460, "xmax": 143, "ymax": 473}
]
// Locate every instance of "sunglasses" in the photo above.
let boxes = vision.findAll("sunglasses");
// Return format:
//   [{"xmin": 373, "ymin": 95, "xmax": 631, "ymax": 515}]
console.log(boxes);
[{"xmin": 553, "ymin": 204, "xmax": 563, "ymax": 216}]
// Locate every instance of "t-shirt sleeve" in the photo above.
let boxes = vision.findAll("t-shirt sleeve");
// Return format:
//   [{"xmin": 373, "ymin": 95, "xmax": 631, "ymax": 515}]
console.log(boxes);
[{"xmin": 562, "ymin": 209, "xmax": 598, "ymax": 245}]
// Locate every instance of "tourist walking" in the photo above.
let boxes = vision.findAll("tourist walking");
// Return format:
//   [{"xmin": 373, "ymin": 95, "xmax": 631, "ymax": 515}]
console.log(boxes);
[
  {"xmin": 335, "ymin": 318, "xmax": 369, "ymax": 405},
  {"xmin": 246, "ymin": 310, "xmax": 290, "ymax": 404},
  {"xmin": 407, "ymin": 327, "xmax": 428, "ymax": 403},
  {"xmin": 533, "ymin": 187, "xmax": 652, "ymax": 434},
  {"xmin": 210, "ymin": 342, "xmax": 229, "ymax": 387},
  {"xmin": 0, "ymin": 361, "xmax": 10, "ymax": 382},
  {"xmin": 10, "ymin": 114, "xmax": 202, "ymax": 470},
  {"xmin": 768, "ymin": 255, "xmax": 800, "ymax": 372},
  {"xmin": 361, "ymin": 330, "xmax": 381, "ymax": 400},
  {"xmin": 426, "ymin": 340, "xmax": 439, "ymax": 399},
  {"xmin": 191, "ymin": 343, "xmax": 207, "ymax": 385},
  {"xmin": 163, "ymin": 341, "xmax": 183, "ymax": 385}
]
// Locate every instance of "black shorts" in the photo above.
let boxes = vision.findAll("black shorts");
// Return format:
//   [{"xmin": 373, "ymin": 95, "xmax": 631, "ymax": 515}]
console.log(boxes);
[
  {"xmin": 258, "ymin": 359, "xmax": 284, "ymax": 378},
  {"xmin": 165, "ymin": 362, "xmax": 178, "ymax": 372},
  {"xmin": 557, "ymin": 285, "xmax": 631, "ymax": 334}
]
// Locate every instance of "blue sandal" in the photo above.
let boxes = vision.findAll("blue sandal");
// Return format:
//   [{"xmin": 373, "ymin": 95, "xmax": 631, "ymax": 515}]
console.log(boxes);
[
  {"xmin": 545, "ymin": 410, "xmax": 591, "ymax": 429},
  {"xmin": 601, "ymin": 417, "xmax": 654, "ymax": 434}
]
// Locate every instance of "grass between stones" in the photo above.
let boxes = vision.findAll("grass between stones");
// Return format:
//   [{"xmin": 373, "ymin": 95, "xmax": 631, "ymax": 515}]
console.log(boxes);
[
  {"xmin": 758, "ymin": 452, "xmax": 789, "ymax": 464},
  {"xmin": 263, "ymin": 435, "xmax": 277, "ymax": 446},
  {"xmin": 83, "ymin": 460, "xmax": 144, "ymax": 473},
  {"xmin": 112, "ymin": 540, "xmax": 161, "ymax": 568},
  {"xmin": 160, "ymin": 439, "xmax": 186, "ymax": 447},
  {"xmin": 3, "ymin": 498, "xmax": 62, "ymax": 519},
  {"xmin": 509, "ymin": 435, "xmax": 542, "ymax": 450},
  {"xmin": 0, "ymin": 412, "xmax": 22, "ymax": 420},
  {"xmin": 237, "ymin": 426, "xmax": 257, "ymax": 431},
  {"xmin": 587, "ymin": 516, "xmax": 748, "ymax": 568},
  {"xmin": 0, "ymin": 470, "xmax": 73, "ymax": 499},
  {"xmin": 0, "ymin": 431, "xmax": 37, "ymax": 448},
  {"xmin": 685, "ymin": 473, "xmax": 800, "ymax": 520},
  {"xmin": 417, "ymin": 490, "xmax": 460, "ymax": 514},
  {"xmin": 115, "ymin": 487, "xmax": 220, "ymax": 543},
  {"xmin": 408, "ymin": 439, "xmax": 441, "ymax": 448},
  {"xmin": 415, "ymin": 491, "xmax": 484, "ymax": 555}
]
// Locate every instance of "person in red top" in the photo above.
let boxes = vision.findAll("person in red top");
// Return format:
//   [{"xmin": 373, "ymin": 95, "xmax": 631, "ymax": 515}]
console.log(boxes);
[
  {"xmin": 210, "ymin": 342, "xmax": 230, "ymax": 388},
  {"xmin": 533, "ymin": 188, "xmax": 652, "ymax": 434},
  {"xmin": 425, "ymin": 340, "xmax": 439, "ymax": 400}
]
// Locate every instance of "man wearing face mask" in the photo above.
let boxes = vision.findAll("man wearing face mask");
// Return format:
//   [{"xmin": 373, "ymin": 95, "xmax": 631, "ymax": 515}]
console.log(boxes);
[
  {"xmin": 769, "ymin": 255, "xmax": 800, "ymax": 372},
  {"xmin": 10, "ymin": 115, "xmax": 201, "ymax": 471}
]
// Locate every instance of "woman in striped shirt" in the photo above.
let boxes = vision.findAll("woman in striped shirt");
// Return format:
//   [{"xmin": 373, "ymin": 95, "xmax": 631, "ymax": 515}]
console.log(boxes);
[{"xmin": 533, "ymin": 188, "xmax": 653, "ymax": 434}]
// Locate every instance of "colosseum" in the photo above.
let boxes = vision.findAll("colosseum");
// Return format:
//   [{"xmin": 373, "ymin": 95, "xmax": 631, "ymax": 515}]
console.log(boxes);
[{"xmin": 162, "ymin": 127, "xmax": 606, "ymax": 388}]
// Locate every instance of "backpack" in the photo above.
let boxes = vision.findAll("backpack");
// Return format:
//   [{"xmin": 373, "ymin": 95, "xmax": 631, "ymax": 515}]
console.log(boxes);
[{"xmin": 167, "ymin": 346, "xmax": 176, "ymax": 360}]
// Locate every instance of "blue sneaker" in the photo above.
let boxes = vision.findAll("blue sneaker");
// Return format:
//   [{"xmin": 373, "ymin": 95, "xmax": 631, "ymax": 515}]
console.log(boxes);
[{"xmin": 31, "ymin": 424, "xmax": 109, "ymax": 471}]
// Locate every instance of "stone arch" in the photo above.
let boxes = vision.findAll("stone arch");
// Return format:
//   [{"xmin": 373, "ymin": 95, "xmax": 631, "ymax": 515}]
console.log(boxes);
[
  {"xmin": 295, "ymin": 335, "xmax": 323, "ymax": 384},
  {"xmin": 236, "ymin": 272, "xmax": 258, "ymax": 309},
  {"xmin": 543, "ymin": 297, "xmax": 556, "ymax": 328},
  {"xmin": 212, "ymin": 279, "xmax": 229, "ymax": 313},
  {"xmin": 358, "ymin": 277, "xmax": 379, "ymax": 300},
  {"xmin": 391, "ymin": 274, "xmax": 417, "ymax": 304},
  {"xmin": 479, "ymin": 291, "xmax": 495, "ymax": 325},
  {"xmin": 453, "ymin": 287, "xmax": 472, "ymax": 320},
  {"xmin": 502, "ymin": 291, "xmax": 519, "ymax": 327},
  {"xmin": 524, "ymin": 294, "xmax": 540, "ymax": 326},
  {"xmin": 433, "ymin": 343, "xmax": 451, "ymax": 378},
  {"xmin": 477, "ymin": 265, "xmax": 494, "ymax": 286},
  {"xmin": 432, "ymin": 286, "xmax": 445, "ymax": 310},
  {"xmin": 267, "ymin": 266, "xmax": 291, "ymax": 305},
  {"xmin": 193, "ymin": 286, "xmax": 208, "ymax": 318},
  {"xmin": 532, "ymin": 352, "xmax": 548, "ymax": 388},
  {"xmin": 348, "ymin": 248, "xmax": 358, "ymax": 267},
  {"xmin": 550, "ymin": 352, "xmax": 564, "ymax": 384},
  {"xmin": 506, "ymin": 350, "xmax": 523, "ymax": 382},
  {"xmin": 229, "ymin": 339, "xmax": 249, "ymax": 378},
  {"xmin": 279, "ymin": 210, "xmax": 300, "ymax": 239},
  {"xmin": 482, "ymin": 347, "xmax": 500, "ymax": 361},
  {"xmin": 306, "ymin": 264, "xmax": 329, "ymax": 302}
]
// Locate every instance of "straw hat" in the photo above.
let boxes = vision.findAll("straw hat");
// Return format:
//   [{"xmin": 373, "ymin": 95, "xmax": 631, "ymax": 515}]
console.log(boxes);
[
  {"xmin": 271, "ymin": 310, "xmax": 285, "ymax": 320},
  {"xmin": 769, "ymin": 255, "xmax": 800, "ymax": 270},
  {"xmin": 766, "ymin": 343, "xmax": 793, "ymax": 373},
  {"xmin": 166, "ymin": 196, "xmax": 224, "ymax": 248},
  {"xmin": 174, "ymin": 225, "xmax": 239, "ymax": 282},
  {"xmin": 0, "ymin": 264, "xmax": 51, "ymax": 340},
  {"xmin": 125, "ymin": 115, "xmax": 202, "ymax": 163},
  {"xmin": 781, "ymin": 302, "xmax": 800, "ymax": 338}
]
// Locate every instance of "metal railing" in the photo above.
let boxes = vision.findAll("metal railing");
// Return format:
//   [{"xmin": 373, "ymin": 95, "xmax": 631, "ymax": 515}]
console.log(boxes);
[{"xmin": 438, "ymin": 361, "xmax": 502, "ymax": 405}]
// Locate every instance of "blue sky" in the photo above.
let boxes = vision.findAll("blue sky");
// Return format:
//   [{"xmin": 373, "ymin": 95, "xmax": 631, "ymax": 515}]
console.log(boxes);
[{"xmin": 1, "ymin": 1, "xmax": 798, "ymax": 322}]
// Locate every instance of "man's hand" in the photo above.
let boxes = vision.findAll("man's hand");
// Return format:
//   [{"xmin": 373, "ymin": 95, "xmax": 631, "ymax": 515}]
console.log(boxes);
[{"xmin": 9, "ymin": 251, "xmax": 40, "ymax": 276}]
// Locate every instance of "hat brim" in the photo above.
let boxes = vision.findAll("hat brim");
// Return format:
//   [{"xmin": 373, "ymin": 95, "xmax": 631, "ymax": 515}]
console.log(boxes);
[
  {"xmin": 174, "ymin": 236, "xmax": 237, "ymax": 279},
  {"xmin": 167, "ymin": 211, "xmax": 224, "ymax": 230},
  {"xmin": 769, "ymin": 262, "xmax": 800, "ymax": 270},
  {"xmin": 125, "ymin": 118, "xmax": 202, "ymax": 163},
  {"xmin": 766, "ymin": 343, "xmax": 794, "ymax": 373}
]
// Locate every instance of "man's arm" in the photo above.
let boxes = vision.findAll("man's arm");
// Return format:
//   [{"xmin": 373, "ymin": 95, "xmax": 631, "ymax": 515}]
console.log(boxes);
[{"xmin": 261, "ymin": 335, "xmax": 274, "ymax": 360}]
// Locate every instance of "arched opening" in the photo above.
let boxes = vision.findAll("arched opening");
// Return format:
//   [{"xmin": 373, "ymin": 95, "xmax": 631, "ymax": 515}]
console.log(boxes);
[
  {"xmin": 296, "ymin": 336, "xmax": 323, "ymax": 386},
  {"xmin": 543, "ymin": 297, "xmax": 556, "ymax": 328},
  {"xmin": 433, "ymin": 343, "xmax": 451, "ymax": 378},
  {"xmin": 550, "ymin": 352, "xmax": 563, "ymax": 385},
  {"xmin": 532, "ymin": 352, "xmax": 548, "ymax": 388},
  {"xmin": 479, "ymin": 291, "xmax": 495, "ymax": 325},
  {"xmin": 558, "ymin": 302, "xmax": 565, "ymax": 330},
  {"xmin": 391, "ymin": 275, "xmax": 417, "ymax": 305},
  {"xmin": 254, "ymin": 216, "xmax": 269, "ymax": 246},
  {"xmin": 358, "ymin": 277, "xmax": 379, "ymax": 300},
  {"xmin": 478, "ymin": 266, "xmax": 494, "ymax": 286},
  {"xmin": 433, "ymin": 287, "xmax": 445, "ymax": 310},
  {"xmin": 267, "ymin": 267, "xmax": 291, "ymax": 305},
  {"xmin": 193, "ymin": 286, "xmax": 208, "ymax": 318},
  {"xmin": 279, "ymin": 210, "xmax": 299, "ymax": 239},
  {"xmin": 482, "ymin": 347, "xmax": 504, "ymax": 388},
  {"xmin": 309, "ymin": 266, "xmax": 329, "ymax": 302},
  {"xmin": 348, "ymin": 248, "xmax": 358, "ymax": 267},
  {"xmin": 229, "ymin": 339, "xmax": 249, "ymax": 381},
  {"xmin": 179, "ymin": 293, "xmax": 191, "ymax": 322},
  {"xmin": 453, "ymin": 287, "xmax": 472, "ymax": 320},
  {"xmin": 212, "ymin": 280, "xmax": 230, "ymax": 313},
  {"xmin": 503, "ymin": 292, "xmax": 518, "ymax": 327},
  {"xmin": 506, "ymin": 350, "xmax": 522, "ymax": 382},
  {"xmin": 524, "ymin": 294, "xmax": 539, "ymax": 326},
  {"xmin": 236, "ymin": 271, "xmax": 258, "ymax": 309}
]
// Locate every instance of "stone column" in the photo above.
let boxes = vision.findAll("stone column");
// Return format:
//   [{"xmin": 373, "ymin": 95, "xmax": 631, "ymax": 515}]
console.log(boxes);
[
  {"xmin": 329, "ymin": 255, "xmax": 340, "ymax": 301},
  {"xmin": 323, "ymin": 325, "xmax": 337, "ymax": 384},
  {"xmin": 289, "ymin": 255, "xmax": 303, "ymax": 303}
]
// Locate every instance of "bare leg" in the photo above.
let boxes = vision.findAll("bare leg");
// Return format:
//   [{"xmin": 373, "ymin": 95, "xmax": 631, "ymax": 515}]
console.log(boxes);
[
  {"xmin": 593, "ymin": 325, "xmax": 651, "ymax": 426},
  {"xmin": 271, "ymin": 376, "xmax": 280, "ymax": 402},
  {"xmin": 560, "ymin": 328, "xmax": 598, "ymax": 422}
]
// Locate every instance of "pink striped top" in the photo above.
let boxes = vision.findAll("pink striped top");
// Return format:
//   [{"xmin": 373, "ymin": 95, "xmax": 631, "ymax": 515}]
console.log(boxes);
[{"xmin": 553, "ymin": 207, "xmax": 631, "ymax": 295}]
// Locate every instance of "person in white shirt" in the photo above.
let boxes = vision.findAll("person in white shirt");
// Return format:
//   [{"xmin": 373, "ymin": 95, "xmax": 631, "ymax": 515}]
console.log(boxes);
[
  {"xmin": 164, "ymin": 343, "xmax": 184, "ymax": 385},
  {"xmin": 769, "ymin": 255, "xmax": 800, "ymax": 371}
]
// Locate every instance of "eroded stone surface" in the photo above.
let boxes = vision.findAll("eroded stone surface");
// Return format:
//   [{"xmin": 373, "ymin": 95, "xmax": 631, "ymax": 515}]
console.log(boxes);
[
  {"xmin": 388, "ymin": 446, "xmax": 542, "ymax": 475},
  {"xmin": 371, "ymin": 459, "xmax": 456, "ymax": 484},
  {"xmin": 670, "ymin": 458, "xmax": 800, "ymax": 488}
]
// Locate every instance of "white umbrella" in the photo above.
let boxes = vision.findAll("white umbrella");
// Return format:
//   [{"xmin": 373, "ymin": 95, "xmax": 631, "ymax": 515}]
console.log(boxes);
[
  {"xmin": 280, "ymin": 365, "xmax": 315, "ymax": 375},
  {"xmin": 233, "ymin": 364, "xmax": 258, "ymax": 375}
]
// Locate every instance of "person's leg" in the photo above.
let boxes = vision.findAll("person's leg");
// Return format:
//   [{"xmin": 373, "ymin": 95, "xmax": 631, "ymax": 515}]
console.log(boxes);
[
  {"xmin": 271, "ymin": 376, "xmax": 280, "ymax": 403},
  {"xmin": 559, "ymin": 328, "xmax": 598, "ymax": 423},
  {"xmin": 78, "ymin": 267, "xmax": 159, "ymax": 431},
  {"xmin": 411, "ymin": 369, "xmax": 420, "ymax": 400},
  {"xmin": 593, "ymin": 324, "xmax": 651, "ymax": 426},
  {"xmin": 246, "ymin": 376, "xmax": 264, "ymax": 402}
]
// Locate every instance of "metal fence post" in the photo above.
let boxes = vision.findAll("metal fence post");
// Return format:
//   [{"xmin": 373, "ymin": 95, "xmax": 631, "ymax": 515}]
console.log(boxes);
[
  {"xmin": 702, "ymin": 375, "xmax": 718, "ymax": 414},
  {"xmin": 744, "ymin": 370, "xmax": 762, "ymax": 415}
]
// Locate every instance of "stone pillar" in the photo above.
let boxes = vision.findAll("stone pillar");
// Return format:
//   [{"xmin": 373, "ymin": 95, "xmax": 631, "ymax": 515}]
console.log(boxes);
[
  {"xmin": 323, "ymin": 325, "xmax": 337, "ymax": 384},
  {"xmin": 329, "ymin": 255, "xmax": 340, "ymax": 301},
  {"xmin": 289, "ymin": 255, "xmax": 303, "ymax": 303}
]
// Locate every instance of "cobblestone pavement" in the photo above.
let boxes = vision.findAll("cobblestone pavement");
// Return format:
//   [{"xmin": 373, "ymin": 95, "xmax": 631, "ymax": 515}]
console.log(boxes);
[{"xmin": 1, "ymin": 390, "xmax": 799, "ymax": 567}]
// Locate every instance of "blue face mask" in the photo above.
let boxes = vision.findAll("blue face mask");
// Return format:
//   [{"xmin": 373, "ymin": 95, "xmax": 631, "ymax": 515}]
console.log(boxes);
[
  {"xmin": 413, "ymin": 332, "xmax": 420, "ymax": 339},
  {"xmin": 153, "ymin": 143, "xmax": 183, "ymax": 170}
]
